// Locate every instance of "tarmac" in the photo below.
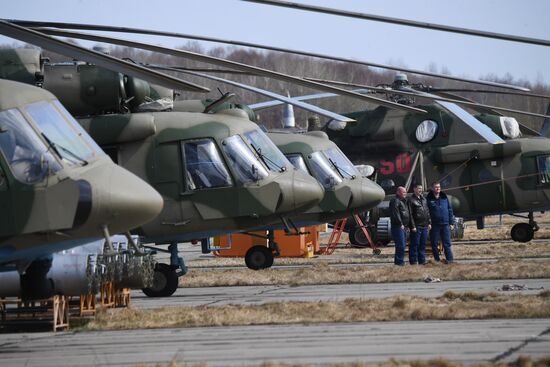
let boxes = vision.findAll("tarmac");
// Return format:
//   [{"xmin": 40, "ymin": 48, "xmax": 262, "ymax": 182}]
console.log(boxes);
[
  {"xmin": 1, "ymin": 278, "xmax": 548, "ymax": 366},
  {"xmin": 1, "ymin": 319, "xmax": 548, "ymax": 366},
  {"xmin": 131, "ymin": 278, "xmax": 550, "ymax": 308}
]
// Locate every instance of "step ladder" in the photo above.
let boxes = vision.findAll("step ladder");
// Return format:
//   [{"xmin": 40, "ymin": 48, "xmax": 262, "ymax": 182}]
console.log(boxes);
[
  {"xmin": 353, "ymin": 214, "xmax": 381, "ymax": 255},
  {"xmin": 319, "ymin": 214, "xmax": 380, "ymax": 255},
  {"xmin": 319, "ymin": 218, "xmax": 347, "ymax": 255}
]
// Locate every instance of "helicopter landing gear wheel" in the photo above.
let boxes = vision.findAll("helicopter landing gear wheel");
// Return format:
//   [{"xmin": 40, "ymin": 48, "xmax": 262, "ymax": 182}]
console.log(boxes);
[
  {"xmin": 511, "ymin": 223, "xmax": 534, "ymax": 243},
  {"xmin": 142, "ymin": 263, "xmax": 178, "ymax": 297},
  {"xmin": 245, "ymin": 246, "xmax": 274, "ymax": 270},
  {"xmin": 349, "ymin": 225, "xmax": 371, "ymax": 248}
]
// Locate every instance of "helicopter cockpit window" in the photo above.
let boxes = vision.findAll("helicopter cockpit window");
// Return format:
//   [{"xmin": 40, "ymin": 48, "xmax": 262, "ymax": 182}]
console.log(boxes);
[
  {"xmin": 322, "ymin": 147, "xmax": 358, "ymax": 180},
  {"xmin": 222, "ymin": 135, "xmax": 269, "ymax": 184},
  {"xmin": 52, "ymin": 100, "xmax": 104, "ymax": 155},
  {"xmin": 182, "ymin": 139, "xmax": 233, "ymax": 190},
  {"xmin": 536, "ymin": 155, "xmax": 550, "ymax": 184},
  {"xmin": 416, "ymin": 120, "xmax": 438, "ymax": 143},
  {"xmin": 309, "ymin": 151, "xmax": 343, "ymax": 189},
  {"xmin": 25, "ymin": 101, "xmax": 102, "ymax": 166},
  {"xmin": 286, "ymin": 154, "xmax": 309, "ymax": 174},
  {"xmin": 244, "ymin": 129, "xmax": 291, "ymax": 173},
  {"xmin": 0, "ymin": 108, "xmax": 61, "ymax": 184}
]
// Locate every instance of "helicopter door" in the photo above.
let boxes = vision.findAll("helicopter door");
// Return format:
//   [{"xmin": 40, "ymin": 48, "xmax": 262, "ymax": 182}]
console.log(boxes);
[
  {"xmin": 180, "ymin": 139, "xmax": 239, "ymax": 220},
  {"xmin": 0, "ymin": 162, "xmax": 14, "ymax": 235},
  {"xmin": 535, "ymin": 155, "xmax": 550, "ymax": 204},
  {"xmin": 468, "ymin": 159, "xmax": 505, "ymax": 213},
  {"xmin": 153, "ymin": 142, "xmax": 185, "ymax": 225}
]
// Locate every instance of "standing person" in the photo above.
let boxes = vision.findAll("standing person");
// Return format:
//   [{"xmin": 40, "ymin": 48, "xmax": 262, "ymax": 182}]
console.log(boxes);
[
  {"xmin": 427, "ymin": 182, "xmax": 455, "ymax": 263},
  {"xmin": 408, "ymin": 183, "xmax": 431, "ymax": 265},
  {"xmin": 389, "ymin": 186, "xmax": 411, "ymax": 266}
]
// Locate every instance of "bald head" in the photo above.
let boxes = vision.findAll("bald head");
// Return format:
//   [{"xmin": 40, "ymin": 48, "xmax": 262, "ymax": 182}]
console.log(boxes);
[{"xmin": 396, "ymin": 186, "xmax": 407, "ymax": 199}]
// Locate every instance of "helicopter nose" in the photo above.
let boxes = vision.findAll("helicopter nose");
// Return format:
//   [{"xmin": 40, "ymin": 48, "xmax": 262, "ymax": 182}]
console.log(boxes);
[
  {"xmin": 287, "ymin": 169, "xmax": 325, "ymax": 212},
  {"xmin": 350, "ymin": 179, "xmax": 385, "ymax": 210},
  {"xmin": 98, "ymin": 165, "xmax": 163, "ymax": 233}
]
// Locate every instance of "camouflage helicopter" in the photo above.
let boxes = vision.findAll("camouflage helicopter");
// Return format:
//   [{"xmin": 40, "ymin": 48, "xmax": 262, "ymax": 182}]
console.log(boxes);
[
  {"xmin": 260, "ymin": 73, "xmax": 550, "ymax": 244},
  {"xmin": 258, "ymin": 101, "xmax": 384, "ymax": 227},
  {"xmin": 0, "ymin": 78, "xmax": 163, "ymax": 300}
]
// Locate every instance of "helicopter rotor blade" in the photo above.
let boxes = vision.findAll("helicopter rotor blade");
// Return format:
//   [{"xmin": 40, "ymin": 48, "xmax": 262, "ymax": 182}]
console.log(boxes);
[
  {"xmin": 304, "ymin": 77, "xmax": 550, "ymax": 120},
  {"xmin": 434, "ymin": 90, "xmax": 542, "ymax": 136},
  {"xmin": 0, "ymin": 21, "xmax": 210, "ymax": 93},
  {"xmin": 147, "ymin": 64, "xmax": 355, "ymax": 123},
  {"xmin": 31, "ymin": 27, "xmax": 428, "ymax": 114},
  {"xmin": 426, "ymin": 88, "xmax": 550, "ymax": 100},
  {"xmin": 540, "ymin": 103, "xmax": 550, "ymax": 137},
  {"xmin": 242, "ymin": 0, "xmax": 550, "ymax": 48},
  {"xmin": 150, "ymin": 66, "xmax": 250, "ymax": 75},
  {"xmin": 250, "ymin": 86, "xmax": 507, "ymax": 144},
  {"xmin": 248, "ymin": 90, "xmax": 366, "ymax": 111},
  {"xmin": 5, "ymin": 19, "xmax": 530, "ymax": 91}
]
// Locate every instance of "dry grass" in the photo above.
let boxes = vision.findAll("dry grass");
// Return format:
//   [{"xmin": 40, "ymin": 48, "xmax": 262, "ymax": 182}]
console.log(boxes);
[
  {"xmin": 187, "ymin": 215, "xmax": 550, "ymax": 270},
  {"xmin": 464, "ymin": 225, "xmax": 550, "ymax": 241},
  {"xmin": 186, "ymin": 241, "xmax": 550, "ymax": 270},
  {"xmin": 138, "ymin": 356, "xmax": 550, "ymax": 367},
  {"xmin": 181, "ymin": 259, "xmax": 550, "ymax": 288},
  {"xmin": 85, "ymin": 291, "xmax": 550, "ymax": 331},
  {"xmin": 463, "ymin": 213, "xmax": 550, "ymax": 241}
]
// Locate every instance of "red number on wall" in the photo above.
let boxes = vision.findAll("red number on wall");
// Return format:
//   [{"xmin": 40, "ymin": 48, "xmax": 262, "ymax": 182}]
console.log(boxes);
[
  {"xmin": 379, "ymin": 153, "xmax": 412, "ymax": 176},
  {"xmin": 380, "ymin": 160, "xmax": 394, "ymax": 175},
  {"xmin": 396, "ymin": 153, "xmax": 411, "ymax": 174}
]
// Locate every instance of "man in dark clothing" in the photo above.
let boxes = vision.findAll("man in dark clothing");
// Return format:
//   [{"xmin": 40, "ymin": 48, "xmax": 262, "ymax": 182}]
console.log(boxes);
[
  {"xmin": 408, "ymin": 183, "xmax": 430, "ymax": 265},
  {"xmin": 389, "ymin": 186, "xmax": 411, "ymax": 266},
  {"xmin": 427, "ymin": 182, "xmax": 455, "ymax": 263}
]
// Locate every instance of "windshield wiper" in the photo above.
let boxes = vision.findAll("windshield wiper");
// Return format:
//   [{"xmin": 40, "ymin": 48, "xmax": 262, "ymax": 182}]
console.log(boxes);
[
  {"xmin": 328, "ymin": 158, "xmax": 355, "ymax": 179},
  {"xmin": 41, "ymin": 133, "xmax": 88, "ymax": 166},
  {"xmin": 250, "ymin": 144, "xmax": 285, "ymax": 173}
]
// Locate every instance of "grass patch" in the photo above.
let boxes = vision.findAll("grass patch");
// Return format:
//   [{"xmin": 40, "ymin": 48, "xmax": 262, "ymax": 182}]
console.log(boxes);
[
  {"xmin": 84, "ymin": 291, "xmax": 550, "ymax": 331},
  {"xmin": 181, "ymin": 259, "xmax": 550, "ymax": 288}
]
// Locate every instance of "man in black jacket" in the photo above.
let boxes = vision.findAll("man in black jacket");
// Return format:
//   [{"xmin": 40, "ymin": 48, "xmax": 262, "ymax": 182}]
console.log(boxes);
[
  {"xmin": 408, "ymin": 183, "xmax": 431, "ymax": 265},
  {"xmin": 389, "ymin": 186, "xmax": 411, "ymax": 266}
]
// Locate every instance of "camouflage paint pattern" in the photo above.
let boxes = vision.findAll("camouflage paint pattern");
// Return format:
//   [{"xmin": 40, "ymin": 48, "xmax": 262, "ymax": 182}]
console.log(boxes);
[
  {"xmin": 79, "ymin": 110, "xmax": 324, "ymax": 244},
  {"xmin": 269, "ymin": 130, "xmax": 384, "ymax": 224},
  {"xmin": 326, "ymin": 103, "xmax": 550, "ymax": 220},
  {"xmin": 0, "ymin": 79, "xmax": 163, "ymax": 264}
]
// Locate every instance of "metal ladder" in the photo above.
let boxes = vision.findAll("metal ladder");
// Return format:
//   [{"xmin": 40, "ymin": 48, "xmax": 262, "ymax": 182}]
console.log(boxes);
[{"xmin": 320, "ymin": 214, "xmax": 380, "ymax": 255}]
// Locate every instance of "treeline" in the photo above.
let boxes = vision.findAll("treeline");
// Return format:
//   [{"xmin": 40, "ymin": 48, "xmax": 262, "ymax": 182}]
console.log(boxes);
[{"xmin": 25, "ymin": 41, "xmax": 550, "ymax": 130}]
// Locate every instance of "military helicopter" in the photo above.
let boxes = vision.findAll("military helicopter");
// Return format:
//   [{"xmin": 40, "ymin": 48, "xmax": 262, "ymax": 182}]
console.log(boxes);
[
  {"xmin": 263, "ymin": 101, "xmax": 384, "ymax": 226},
  {"xmin": 259, "ymin": 73, "xmax": 550, "ymax": 244},
  {"xmin": 0, "ymin": 78, "xmax": 163, "ymax": 300}
]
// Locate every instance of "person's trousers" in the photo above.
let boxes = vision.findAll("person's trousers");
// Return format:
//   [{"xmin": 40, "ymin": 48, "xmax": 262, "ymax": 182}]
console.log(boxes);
[
  {"xmin": 409, "ymin": 227, "xmax": 428, "ymax": 264},
  {"xmin": 429, "ymin": 224, "xmax": 453, "ymax": 262},
  {"xmin": 391, "ymin": 225, "xmax": 407, "ymax": 265}
]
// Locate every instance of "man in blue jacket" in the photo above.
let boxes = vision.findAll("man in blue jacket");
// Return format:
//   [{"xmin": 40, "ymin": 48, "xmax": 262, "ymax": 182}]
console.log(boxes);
[{"xmin": 426, "ymin": 182, "xmax": 455, "ymax": 263}]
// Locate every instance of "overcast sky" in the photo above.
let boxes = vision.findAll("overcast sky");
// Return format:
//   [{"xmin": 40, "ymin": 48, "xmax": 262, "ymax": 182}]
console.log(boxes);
[{"xmin": 2, "ymin": 0, "xmax": 549, "ymax": 85}]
